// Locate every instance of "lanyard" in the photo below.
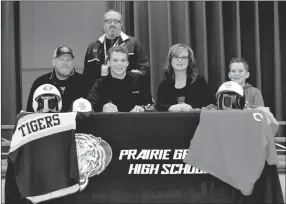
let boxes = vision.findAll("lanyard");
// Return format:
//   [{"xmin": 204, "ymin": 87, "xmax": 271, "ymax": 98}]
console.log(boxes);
[{"xmin": 104, "ymin": 37, "xmax": 120, "ymax": 63}]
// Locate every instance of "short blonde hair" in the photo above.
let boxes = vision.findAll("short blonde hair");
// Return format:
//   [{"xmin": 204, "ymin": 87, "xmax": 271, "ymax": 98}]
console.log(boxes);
[
  {"xmin": 107, "ymin": 45, "xmax": 128, "ymax": 61},
  {"xmin": 229, "ymin": 57, "xmax": 249, "ymax": 72}
]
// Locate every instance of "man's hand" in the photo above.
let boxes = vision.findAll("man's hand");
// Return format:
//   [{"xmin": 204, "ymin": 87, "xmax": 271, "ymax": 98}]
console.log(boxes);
[
  {"xmin": 102, "ymin": 103, "xmax": 118, "ymax": 112},
  {"xmin": 130, "ymin": 105, "xmax": 145, "ymax": 112},
  {"xmin": 168, "ymin": 104, "xmax": 182, "ymax": 112},
  {"xmin": 180, "ymin": 103, "xmax": 193, "ymax": 112},
  {"xmin": 168, "ymin": 103, "xmax": 193, "ymax": 112},
  {"xmin": 130, "ymin": 69, "xmax": 142, "ymax": 74}
]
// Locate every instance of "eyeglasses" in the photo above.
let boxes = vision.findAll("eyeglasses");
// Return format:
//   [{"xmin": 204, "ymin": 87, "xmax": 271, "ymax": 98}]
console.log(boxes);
[
  {"xmin": 173, "ymin": 56, "xmax": 189, "ymax": 61},
  {"xmin": 105, "ymin": 19, "xmax": 121, "ymax": 24}
]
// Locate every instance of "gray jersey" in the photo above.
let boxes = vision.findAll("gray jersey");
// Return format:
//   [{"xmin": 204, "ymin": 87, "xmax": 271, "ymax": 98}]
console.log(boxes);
[{"xmin": 184, "ymin": 108, "xmax": 278, "ymax": 196}]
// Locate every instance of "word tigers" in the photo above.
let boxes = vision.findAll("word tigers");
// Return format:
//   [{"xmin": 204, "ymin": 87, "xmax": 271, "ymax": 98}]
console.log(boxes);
[{"xmin": 18, "ymin": 114, "xmax": 60, "ymax": 136}]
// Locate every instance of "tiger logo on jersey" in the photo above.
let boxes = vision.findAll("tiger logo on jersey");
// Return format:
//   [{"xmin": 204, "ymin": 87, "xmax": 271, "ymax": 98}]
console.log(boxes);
[{"xmin": 75, "ymin": 133, "xmax": 112, "ymax": 191}]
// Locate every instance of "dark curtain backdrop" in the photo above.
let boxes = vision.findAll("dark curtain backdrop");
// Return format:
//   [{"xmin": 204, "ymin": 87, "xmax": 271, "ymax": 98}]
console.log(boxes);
[
  {"xmin": 107, "ymin": 1, "xmax": 286, "ymax": 123},
  {"xmin": 1, "ymin": 1, "xmax": 285, "ymax": 124},
  {"xmin": 1, "ymin": 1, "xmax": 21, "ymax": 125}
]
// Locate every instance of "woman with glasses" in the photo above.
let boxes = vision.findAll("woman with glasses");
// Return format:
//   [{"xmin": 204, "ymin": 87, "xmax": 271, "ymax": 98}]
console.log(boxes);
[{"xmin": 156, "ymin": 43, "xmax": 215, "ymax": 112}]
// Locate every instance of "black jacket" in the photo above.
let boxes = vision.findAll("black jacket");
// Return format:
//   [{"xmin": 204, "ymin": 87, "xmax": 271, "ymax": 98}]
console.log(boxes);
[
  {"xmin": 83, "ymin": 32, "xmax": 150, "ymax": 90},
  {"xmin": 156, "ymin": 75, "xmax": 216, "ymax": 111},
  {"xmin": 87, "ymin": 74, "xmax": 153, "ymax": 112},
  {"xmin": 26, "ymin": 69, "xmax": 86, "ymax": 112}
]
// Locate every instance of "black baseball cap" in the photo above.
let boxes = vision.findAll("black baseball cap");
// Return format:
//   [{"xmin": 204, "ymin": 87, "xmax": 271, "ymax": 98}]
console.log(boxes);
[{"xmin": 54, "ymin": 46, "xmax": 74, "ymax": 58}]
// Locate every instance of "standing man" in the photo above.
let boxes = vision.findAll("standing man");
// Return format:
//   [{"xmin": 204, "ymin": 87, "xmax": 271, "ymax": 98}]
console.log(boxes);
[
  {"xmin": 83, "ymin": 9, "xmax": 150, "ymax": 89},
  {"xmin": 26, "ymin": 46, "xmax": 83, "ymax": 112}
]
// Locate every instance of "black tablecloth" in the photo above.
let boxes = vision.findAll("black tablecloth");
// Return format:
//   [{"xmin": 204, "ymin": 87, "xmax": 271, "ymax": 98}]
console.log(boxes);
[{"xmin": 6, "ymin": 112, "xmax": 284, "ymax": 204}]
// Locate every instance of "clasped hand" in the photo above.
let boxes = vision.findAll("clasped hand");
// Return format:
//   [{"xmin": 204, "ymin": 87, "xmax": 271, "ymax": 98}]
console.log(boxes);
[
  {"xmin": 168, "ymin": 103, "xmax": 193, "ymax": 112},
  {"xmin": 103, "ymin": 103, "xmax": 118, "ymax": 112},
  {"xmin": 130, "ymin": 105, "xmax": 144, "ymax": 112},
  {"xmin": 103, "ymin": 103, "xmax": 145, "ymax": 112},
  {"xmin": 130, "ymin": 69, "xmax": 142, "ymax": 74}
]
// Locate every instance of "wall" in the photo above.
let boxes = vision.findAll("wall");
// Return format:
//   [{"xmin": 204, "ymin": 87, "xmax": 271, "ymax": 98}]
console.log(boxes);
[{"xmin": 20, "ymin": 1, "xmax": 106, "ymax": 110}]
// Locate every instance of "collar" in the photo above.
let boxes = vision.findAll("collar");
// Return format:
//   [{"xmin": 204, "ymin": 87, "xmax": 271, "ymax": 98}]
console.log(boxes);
[
  {"xmin": 98, "ymin": 31, "xmax": 129, "ymax": 44},
  {"xmin": 49, "ymin": 68, "xmax": 75, "ymax": 81}
]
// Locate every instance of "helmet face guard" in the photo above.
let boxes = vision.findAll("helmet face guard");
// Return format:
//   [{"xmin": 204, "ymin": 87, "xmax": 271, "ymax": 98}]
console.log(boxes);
[
  {"xmin": 216, "ymin": 81, "xmax": 245, "ymax": 110},
  {"xmin": 35, "ymin": 95, "xmax": 60, "ymax": 113},
  {"xmin": 217, "ymin": 91, "xmax": 245, "ymax": 110},
  {"xmin": 32, "ymin": 84, "xmax": 62, "ymax": 112}
]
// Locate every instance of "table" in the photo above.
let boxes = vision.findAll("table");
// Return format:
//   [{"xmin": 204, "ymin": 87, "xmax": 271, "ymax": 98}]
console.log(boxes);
[{"xmin": 63, "ymin": 112, "xmax": 284, "ymax": 204}]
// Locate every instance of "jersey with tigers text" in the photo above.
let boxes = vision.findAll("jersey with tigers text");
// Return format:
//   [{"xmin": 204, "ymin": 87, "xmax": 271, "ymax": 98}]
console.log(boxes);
[{"xmin": 9, "ymin": 111, "xmax": 80, "ymax": 203}]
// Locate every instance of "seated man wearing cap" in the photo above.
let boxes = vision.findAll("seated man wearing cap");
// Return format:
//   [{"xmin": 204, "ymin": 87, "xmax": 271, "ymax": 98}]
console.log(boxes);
[
  {"xmin": 26, "ymin": 46, "xmax": 83, "ymax": 112},
  {"xmin": 87, "ymin": 45, "xmax": 153, "ymax": 112}
]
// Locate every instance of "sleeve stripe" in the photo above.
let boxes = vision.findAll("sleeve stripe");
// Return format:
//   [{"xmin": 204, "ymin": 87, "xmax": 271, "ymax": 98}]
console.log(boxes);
[{"xmin": 27, "ymin": 184, "xmax": 79, "ymax": 203}]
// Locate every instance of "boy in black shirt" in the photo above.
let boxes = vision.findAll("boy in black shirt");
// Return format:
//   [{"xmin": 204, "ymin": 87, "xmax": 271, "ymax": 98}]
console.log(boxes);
[{"xmin": 87, "ymin": 46, "xmax": 153, "ymax": 112}]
